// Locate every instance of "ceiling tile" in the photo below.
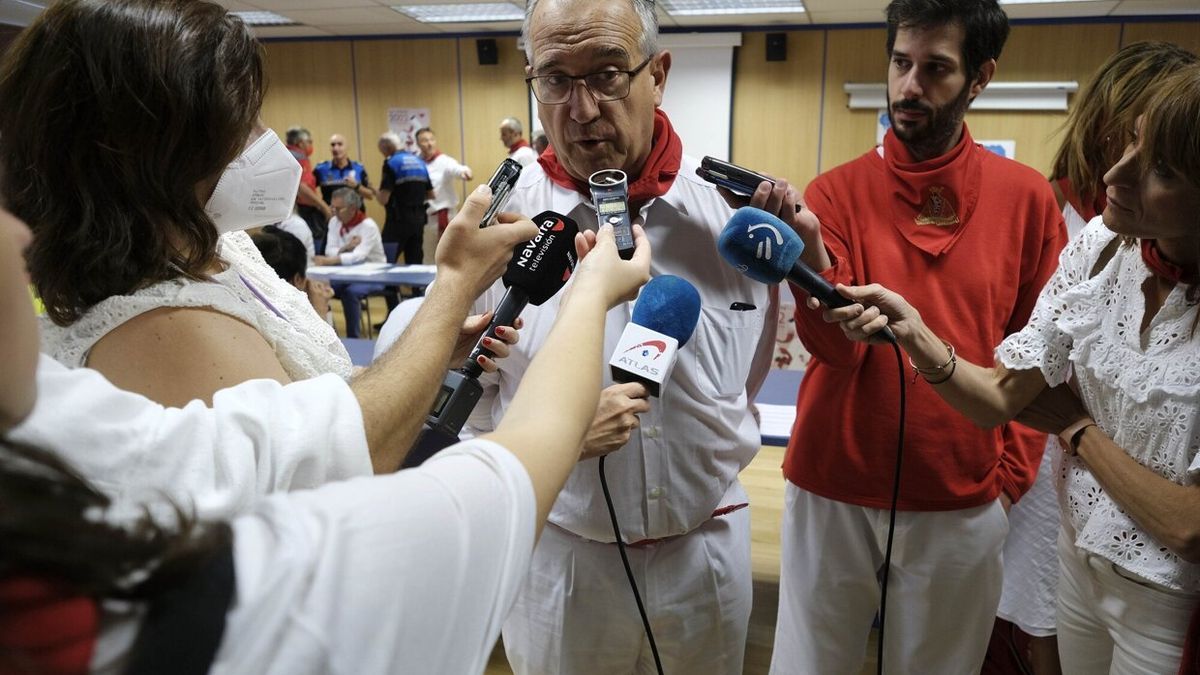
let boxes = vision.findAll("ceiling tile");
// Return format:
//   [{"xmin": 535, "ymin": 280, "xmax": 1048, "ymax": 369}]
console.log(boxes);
[
  {"xmin": 282, "ymin": 6, "xmax": 409, "ymax": 24},
  {"xmin": 673, "ymin": 12, "xmax": 810, "ymax": 26},
  {"xmin": 251, "ymin": 0, "xmax": 376, "ymax": 10},
  {"xmin": 999, "ymin": 1, "xmax": 1120, "ymax": 19},
  {"xmin": 251, "ymin": 24, "xmax": 334, "ymax": 37},
  {"xmin": 321, "ymin": 21, "xmax": 443, "ymax": 35},
  {"xmin": 1110, "ymin": 0, "xmax": 1200, "ymax": 14},
  {"xmin": 805, "ymin": 8, "xmax": 887, "ymax": 24}
]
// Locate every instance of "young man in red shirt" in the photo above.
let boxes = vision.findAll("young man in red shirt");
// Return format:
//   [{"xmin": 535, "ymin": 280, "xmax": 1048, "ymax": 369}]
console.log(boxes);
[{"xmin": 770, "ymin": 1, "xmax": 1067, "ymax": 672}]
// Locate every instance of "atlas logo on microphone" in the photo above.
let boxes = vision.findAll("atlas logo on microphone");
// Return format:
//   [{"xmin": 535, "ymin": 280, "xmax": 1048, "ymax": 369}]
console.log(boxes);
[{"xmin": 623, "ymin": 340, "xmax": 667, "ymax": 360}]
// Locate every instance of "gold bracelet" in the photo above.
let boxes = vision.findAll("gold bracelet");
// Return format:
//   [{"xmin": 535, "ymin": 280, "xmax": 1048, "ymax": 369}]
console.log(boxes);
[{"xmin": 908, "ymin": 339, "xmax": 956, "ymax": 383}]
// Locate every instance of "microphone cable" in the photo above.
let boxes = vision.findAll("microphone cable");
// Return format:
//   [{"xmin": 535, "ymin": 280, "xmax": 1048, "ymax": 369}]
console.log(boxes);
[
  {"xmin": 598, "ymin": 455, "xmax": 665, "ymax": 675},
  {"xmin": 876, "ymin": 340, "xmax": 908, "ymax": 675}
]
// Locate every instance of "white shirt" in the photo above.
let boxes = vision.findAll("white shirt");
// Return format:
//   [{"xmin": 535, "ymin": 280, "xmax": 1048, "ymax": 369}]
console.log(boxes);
[
  {"xmin": 40, "ymin": 231, "xmax": 353, "ymax": 382},
  {"xmin": 324, "ymin": 217, "xmax": 386, "ymax": 266},
  {"xmin": 274, "ymin": 212, "xmax": 316, "ymax": 264},
  {"xmin": 423, "ymin": 153, "xmax": 471, "ymax": 213},
  {"xmin": 508, "ymin": 144, "xmax": 538, "ymax": 168},
  {"xmin": 468, "ymin": 156, "xmax": 777, "ymax": 543},
  {"xmin": 998, "ymin": 217, "xmax": 1200, "ymax": 592},
  {"xmin": 212, "ymin": 439, "xmax": 535, "ymax": 675},
  {"xmin": 8, "ymin": 355, "xmax": 372, "ymax": 521}
]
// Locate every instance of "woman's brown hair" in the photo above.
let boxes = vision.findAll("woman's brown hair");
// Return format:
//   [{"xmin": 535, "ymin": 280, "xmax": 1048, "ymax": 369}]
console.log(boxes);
[
  {"xmin": 0, "ymin": 0, "xmax": 265, "ymax": 325},
  {"xmin": 1050, "ymin": 41, "xmax": 1197, "ymax": 205},
  {"xmin": 1137, "ymin": 63, "xmax": 1200, "ymax": 307}
]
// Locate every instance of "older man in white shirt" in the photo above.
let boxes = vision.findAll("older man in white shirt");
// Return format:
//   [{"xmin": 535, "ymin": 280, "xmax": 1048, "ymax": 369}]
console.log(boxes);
[
  {"xmin": 466, "ymin": 1, "xmax": 807, "ymax": 673},
  {"xmin": 417, "ymin": 127, "xmax": 472, "ymax": 263},
  {"xmin": 315, "ymin": 187, "xmax": 387, "ymax": 337}
]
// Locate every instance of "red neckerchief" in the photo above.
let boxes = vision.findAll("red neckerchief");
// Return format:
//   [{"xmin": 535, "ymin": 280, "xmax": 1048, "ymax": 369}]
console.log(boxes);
[
  {"xmin": 423, "ymin": 151, "xmax": 442, "ymax": 163},
  {"xmin": 1142, "ymin": 239, "xmax": 1199, "ymax": 285},
  {"xmin": 882, "ymin": 125, "xmax": 982, "ymax": 257},
  {"xmin": 537, "ymin": 108, "xmax": 683, "ymax": 208},
  {"xmin": 508, "ymin": 139, "xmax": 531, "ymax": 153},
  {"xmin": 1056, "ymin": 177, "xmax": 1107, "ymax": 221},
  {"xmin": 339, "ymin": 211, "xmax": 367, "ymax": 238},
  {"xmin": 0, "ymin": 576, "xmax": 98, "ymax": 675}
]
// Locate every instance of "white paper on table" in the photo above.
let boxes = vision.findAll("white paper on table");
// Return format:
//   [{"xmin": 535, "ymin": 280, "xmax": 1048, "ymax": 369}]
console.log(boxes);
[
  {"xmin": 307, "ymin": 262, "xmax": 391, "ymax": 276},
  {"xmin": 389, "ymin": 264, "xmax": 437, "ymax": 273},
  {"xmin": 757, "ymin": 403, "xmax": 796, "ymax": 443}
]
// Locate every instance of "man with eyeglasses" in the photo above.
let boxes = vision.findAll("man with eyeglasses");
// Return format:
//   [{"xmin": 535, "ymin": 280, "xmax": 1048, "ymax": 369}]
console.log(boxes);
[{"xmin": 464, "ymin": 1, "xmax": 802, "ymax": 673}]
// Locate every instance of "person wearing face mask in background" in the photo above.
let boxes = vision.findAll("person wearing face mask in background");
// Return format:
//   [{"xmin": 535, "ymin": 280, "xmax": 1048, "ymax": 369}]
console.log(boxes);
[{"xmin": 0, "ymin": 0, "xmax": 438, "ymax": 408}]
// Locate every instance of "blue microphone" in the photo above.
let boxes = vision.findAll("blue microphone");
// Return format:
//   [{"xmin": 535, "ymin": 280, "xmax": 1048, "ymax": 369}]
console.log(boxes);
[
  {"xmin": 609, "ymin": 275, "xmax": 701, "ymax": 396},
  {"xmin": 719, "ymin": 207, "xmax": 896, "ymax": 343}
]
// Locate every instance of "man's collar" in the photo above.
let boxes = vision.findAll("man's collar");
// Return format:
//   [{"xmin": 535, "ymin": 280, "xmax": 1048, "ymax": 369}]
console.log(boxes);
[{"xmin": 332, "ymin": 156, "xmax": 350, "ymax": 168}]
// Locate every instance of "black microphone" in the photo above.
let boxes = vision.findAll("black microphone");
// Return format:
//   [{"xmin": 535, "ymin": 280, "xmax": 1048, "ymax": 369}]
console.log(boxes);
[
  {"xmin": 718, "ymin": 207, "xmax": 896, "ymax": 343},
  {"xmin": 423, "ymin": 211, "xmax": 580, "ymax": 441}
]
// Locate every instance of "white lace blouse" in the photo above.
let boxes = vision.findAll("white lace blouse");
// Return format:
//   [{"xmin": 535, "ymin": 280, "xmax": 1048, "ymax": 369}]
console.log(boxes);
[
  {"xmin": 41, "ymin": 231, "xmax": 352, "ymax": 381},
  {"xmin": 997, "ymin": 217, "xmax": 1200, "ymax": 592}
]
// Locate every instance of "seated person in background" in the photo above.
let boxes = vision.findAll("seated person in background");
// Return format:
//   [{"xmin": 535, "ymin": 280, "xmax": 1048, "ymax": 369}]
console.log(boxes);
[
  {"xmin": 252, "ymin": 226, "xmax": 334, "ymax": 324},
  {"xmin": 273, "ymin": 208, "xmax": 316, "ymax": 264},
  {"xmin": 315, "ymin": 187, "xmax": 387, "ymax": 338}
]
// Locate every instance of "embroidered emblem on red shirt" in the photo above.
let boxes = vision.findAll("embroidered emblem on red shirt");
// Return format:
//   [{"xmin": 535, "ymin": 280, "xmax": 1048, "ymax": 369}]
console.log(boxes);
[{"xmin": 915, "ymin": 186, "xmax": 959, "ymax": 227}]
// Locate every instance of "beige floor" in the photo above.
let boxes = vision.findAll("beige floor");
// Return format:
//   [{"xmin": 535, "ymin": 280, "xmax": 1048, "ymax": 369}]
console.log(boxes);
[{"xmin": 482, "ymin": 445, "xmax": 880, "ymax": 675}]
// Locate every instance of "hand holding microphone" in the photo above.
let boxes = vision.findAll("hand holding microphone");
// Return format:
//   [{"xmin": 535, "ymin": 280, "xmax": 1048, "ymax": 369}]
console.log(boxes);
[
  {"xmin": 436, "ymin": 183, "xmax": 541, "ymax": 299},
  {"xmin": 718, "ymin": 207, "xmax": 896, "ymax": 343}
]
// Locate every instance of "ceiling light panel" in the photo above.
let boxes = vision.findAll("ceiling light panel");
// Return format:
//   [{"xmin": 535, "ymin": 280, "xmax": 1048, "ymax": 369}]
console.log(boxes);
[
  {"xmin": 662, "ymin": 0, "xmax": 806, "ymax": 16},
  {"xmin": 231, "ymin": 10, "xmax": 297, "ymax": 26},
  {"xmin": 394, "ymin": 3, "xmax": 525, "ymax": 23}
]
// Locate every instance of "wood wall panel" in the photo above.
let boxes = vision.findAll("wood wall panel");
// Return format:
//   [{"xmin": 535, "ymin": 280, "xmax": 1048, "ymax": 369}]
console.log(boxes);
[
  {"xmin": 731, "ymin": 31, "xmax": 826, "ymax": 191},
  {"xmin": 818, "ymin": 28, "xmax": 888, "ymax": 174},
  {"xmin": 458, "ymin": 37, "xmax": 533, "ymax": 194},
  {"xmin": 963, "ymin": 23, "xmax": 1119, "ymax": 176},
  {"xmin": 1121, "ymin": 21, "xmax": 1200, "ymax": 54},
  {"xmin": 352, "ymin": 39, "xmax": 462, "ymax": 223},
  {"xmin": 260, "ymin": 40, "xmax": 359, "ymax": 177}
]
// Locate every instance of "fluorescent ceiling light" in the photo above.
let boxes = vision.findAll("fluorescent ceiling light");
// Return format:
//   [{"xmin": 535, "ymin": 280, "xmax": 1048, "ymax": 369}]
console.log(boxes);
[
  {"xmin": 231, "ymin": 11, "xmax": 297, "ymax": 26},
  {"xmin": 662, "ymin": 0, "xmax": 806, "ymax": 16},
  {"xmin": 394, "ymin": 3, "xmax": 524, "ymax": 23}
]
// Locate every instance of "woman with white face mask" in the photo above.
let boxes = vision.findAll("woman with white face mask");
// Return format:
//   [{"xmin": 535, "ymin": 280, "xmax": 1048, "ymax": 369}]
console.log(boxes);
[{"xmin": 0, "ymin": 0, "xmax": 354, "ymax": 407}]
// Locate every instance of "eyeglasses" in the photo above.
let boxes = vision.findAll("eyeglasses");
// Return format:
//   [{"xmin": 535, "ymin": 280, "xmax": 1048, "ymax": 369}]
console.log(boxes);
[{"xmin": 526, "ymin": 56, "xmax": 654, "ymax": 105}]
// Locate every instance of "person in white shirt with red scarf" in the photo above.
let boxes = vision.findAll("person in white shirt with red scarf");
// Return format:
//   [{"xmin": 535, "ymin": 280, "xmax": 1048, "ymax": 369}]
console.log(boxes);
[{"xmin": 467, "ymin": 1, "xmax": 809, "ymax": 672}]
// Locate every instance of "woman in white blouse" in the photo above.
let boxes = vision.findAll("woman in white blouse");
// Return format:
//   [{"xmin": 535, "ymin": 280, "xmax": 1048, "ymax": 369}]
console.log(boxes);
[{"xmin": 820, "ymin": 66, "xmax": 1200, "ymax": 673}]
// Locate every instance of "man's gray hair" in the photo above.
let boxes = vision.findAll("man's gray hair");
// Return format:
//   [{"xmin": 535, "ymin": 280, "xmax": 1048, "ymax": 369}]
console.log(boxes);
[
  {"xmin": 332, "ymin": 186, "xmax": 363, "ymax": 211},
  {"xmin": 378, "ymin": 131, "xmax": 402, "ymax": 152},
  {"xmin": 500, "ymin": 117, "xmax": 523, "ymax": 134},
  {"xmin": 523, "ymin": 0, "xmax": 658, "ymax": 64},
  {"xmin": 286, "ymin": 126, "xmax": 311, "ymax": 146}
]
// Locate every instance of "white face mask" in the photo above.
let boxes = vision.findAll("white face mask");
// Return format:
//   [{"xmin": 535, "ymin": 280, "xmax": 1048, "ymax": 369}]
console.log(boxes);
[{"xmin": 204, "ymin": 130, "xmax": 301, "ymax": 234}]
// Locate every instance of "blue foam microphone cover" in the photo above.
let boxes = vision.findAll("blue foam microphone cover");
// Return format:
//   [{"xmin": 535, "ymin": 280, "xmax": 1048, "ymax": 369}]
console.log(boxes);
[
  {"xmin": 718, "ymin": 207, "xmax": 805, "ymax": 284},
  {"xmin": 630, "ymin": 275, "xmax": 701, "ymax": 348}
]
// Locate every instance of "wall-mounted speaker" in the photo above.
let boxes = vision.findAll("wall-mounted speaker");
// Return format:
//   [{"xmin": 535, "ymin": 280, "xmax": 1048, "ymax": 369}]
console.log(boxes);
[
  {"xmin": 476, "ymin": 38, "xmax": 499, "ymax": 66},
  {"xmin": 766, "ymin": 33, "xmax": 787, "ymax": 62}
]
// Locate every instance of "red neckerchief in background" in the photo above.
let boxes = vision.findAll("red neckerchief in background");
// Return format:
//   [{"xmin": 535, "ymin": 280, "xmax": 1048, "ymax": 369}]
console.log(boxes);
[
  {"xmin": 0, "ymin": 575, "xmax": 98, "ymax": 675},
  {"xmin": 883, "ymin": 125, "xmax": 982, "ymax": 257},
  {"xmin": 508, "ymin": 139, "xmax": 531, "ymax": 153},
  {"xmin": 1142, "ymin": 239, "xmax": 1199, "ymax": 285},
  {"xmin": 423, "ymin": 151, "xmax": 442, "ymax": 164},
  {"xmin": 537, "ymin": 108, "xmax": 683, "ymax": 208},
  {"xmin": 339, "ymin": 210, "xmax": 367, "ymax": 238},
  {"xmin": 1056, "ymin": 177, "xmax": 1107, "ymax": 221}
]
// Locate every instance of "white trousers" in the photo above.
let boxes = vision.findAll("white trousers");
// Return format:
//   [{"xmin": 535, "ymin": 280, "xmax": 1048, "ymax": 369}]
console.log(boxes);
[
  {"xmin": 770, "ymin": 483, "xmax": 1008, "ymax": 675},
  {"xmin": 1056, "ymin": 532, "xmax": 1199, "ymax": 674},
  {"xmin": 501, "ymin": 505, "xmax": 752, "ymax": 675}
]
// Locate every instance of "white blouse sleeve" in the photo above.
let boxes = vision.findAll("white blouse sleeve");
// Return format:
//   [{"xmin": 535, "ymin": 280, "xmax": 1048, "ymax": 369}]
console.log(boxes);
[
  {"xmin": 215, "ymin": 438, "xmax": 536, "ymax": 675},
  {"xmin": 8, "ymin": 356, "xmax": 372, "ymax": 520},
  {"xmin": 996, "ymin": 217, "xmax": 1117, "ymax": 387}
]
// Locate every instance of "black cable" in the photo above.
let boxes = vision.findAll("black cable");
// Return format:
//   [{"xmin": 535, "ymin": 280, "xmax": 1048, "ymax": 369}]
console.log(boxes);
[
  {"xmin": 598, "ymin": 455, "xmax": 665, "ymax": 675},
  {"xmin": 877, "ymin": 342, "xmax": 907, "ymax": 675}
]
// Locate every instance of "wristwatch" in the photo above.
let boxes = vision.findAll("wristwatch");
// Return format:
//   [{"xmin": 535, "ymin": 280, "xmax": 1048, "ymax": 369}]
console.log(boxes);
[{"xmin": 1058, "ymin": 417, "xmax": 1097, "ymax": 455}]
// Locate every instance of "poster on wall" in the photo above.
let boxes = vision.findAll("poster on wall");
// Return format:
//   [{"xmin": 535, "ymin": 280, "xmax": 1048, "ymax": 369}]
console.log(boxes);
[
  {"xmin": 876, "ymin": 109, "xmax": 1018, "ymax": 159},
  {"xmin": 387, "ymin": 108, "xmax": 430, "ymax": 153}
]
